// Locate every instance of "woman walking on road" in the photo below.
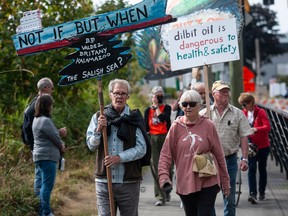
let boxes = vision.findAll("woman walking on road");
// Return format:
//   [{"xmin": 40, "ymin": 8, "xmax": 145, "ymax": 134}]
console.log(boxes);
[
  {"xmin": 158, "ymin": 90, "xmax": 230, "ymax": 216},
  {"xmin": 238, "ymin": 93, "xmax": 271, "ymax": 203}
]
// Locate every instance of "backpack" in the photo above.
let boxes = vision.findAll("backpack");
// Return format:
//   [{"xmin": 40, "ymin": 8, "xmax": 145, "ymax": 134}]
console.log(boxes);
[{"xmin": 21, "ymin": 97, "xmax": 37, "ymax": 150}]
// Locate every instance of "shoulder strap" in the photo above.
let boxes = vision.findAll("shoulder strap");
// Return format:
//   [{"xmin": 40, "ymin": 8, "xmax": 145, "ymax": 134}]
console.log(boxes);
[{"xmin": 131, "ymin": 109, "xmax": 151, "ymax": 166}]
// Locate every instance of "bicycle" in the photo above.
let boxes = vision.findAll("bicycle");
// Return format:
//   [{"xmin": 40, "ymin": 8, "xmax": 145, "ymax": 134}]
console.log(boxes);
[{"xmin": 235, "ymin": 144, "xmax": 257, "ymax": 207}]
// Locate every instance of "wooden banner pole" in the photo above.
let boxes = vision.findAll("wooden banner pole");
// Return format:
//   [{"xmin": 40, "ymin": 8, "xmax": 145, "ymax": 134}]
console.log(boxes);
[
  {"xmin": 97, "ymin": 79, "xmax": 115, "ymax": 216},
  {"xmin": 191, "ymin": 67, "xmax": 200, "ymax": 88},
  {"xmin": 203, "ymin": 65, "xmax": 211, "ymax": 119}
]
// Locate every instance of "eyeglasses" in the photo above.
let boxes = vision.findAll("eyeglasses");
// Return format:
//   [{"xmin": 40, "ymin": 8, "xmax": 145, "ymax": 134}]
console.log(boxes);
[
  {"xmin": 242, "ymin": 103, "xmax": 247, "ymax": 107},
  {"xmin": 112, "ymin": 92, "xmax": 128, "ymax": 98},
  {"xmin": 181, "ymin": 101, "xmax": 198, "ymax": 108}
]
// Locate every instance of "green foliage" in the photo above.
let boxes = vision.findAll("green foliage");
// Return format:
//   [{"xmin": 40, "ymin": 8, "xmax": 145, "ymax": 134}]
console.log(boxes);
[
  {"xmin": 277, "ymin": 75, "xmax": 288, "ymax": 86},
  {"xmin": 165, "ymin": 87, "xmax": 177, "ymax": 99},
  {"xmin": 0, "ymin": 121, "xmax": 38, "ymax": 215},
  {"xmin": 0, "ymin": 0, "xmax": 152, "ymax": 214},
  {"xmin": 244, "ymin": 3, "xmax": 287, "ymax": 67}
]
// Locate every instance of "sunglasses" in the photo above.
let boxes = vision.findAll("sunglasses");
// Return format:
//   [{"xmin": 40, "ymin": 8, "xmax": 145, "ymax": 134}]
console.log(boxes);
[
  {"xmin": 181, "ymin": 101, "xmax": 198, "ymax": 108},
  {"xmin": 242, "ymin": 103, "xmax": 247, "ymax": 107}
]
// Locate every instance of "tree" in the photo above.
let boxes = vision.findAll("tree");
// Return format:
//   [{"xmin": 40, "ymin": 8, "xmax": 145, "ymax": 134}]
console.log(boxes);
[
  {"xmin": 243, "ymin": 3, "xmax": 287, "ymax": 69},
  {"xmin": 0, "ymin": 0, "xmax": 94, "ymax": 112},
  {"xmin": 0, "ymin": 1, "xmax": 150, "ymax": 214},
  {"xmin": 0, "ymin": 0, "xmax": 147, "ymax": 147}
]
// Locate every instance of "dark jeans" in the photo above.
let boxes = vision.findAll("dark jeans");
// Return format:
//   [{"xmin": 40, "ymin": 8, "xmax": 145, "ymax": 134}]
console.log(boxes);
[
  {"xmin": 180, "ymin": 184, "xmax": 219, "ymax": 216},
  {"xmin": 248, "ymin": 146, "xmax": 270, "ymax": 196}
]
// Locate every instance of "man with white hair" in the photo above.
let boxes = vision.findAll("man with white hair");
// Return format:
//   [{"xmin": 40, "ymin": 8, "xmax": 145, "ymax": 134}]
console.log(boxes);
[
  {"xmin": 199, "ymin": 80, "xmax": 252, "ymax": 216},
  {"xmin": 191, "ymin": 82, "xmax": 213, "ymax": 110},
  {"xmin": 21, "ymin": 77, "xmax": 67, "ymax": 198}
]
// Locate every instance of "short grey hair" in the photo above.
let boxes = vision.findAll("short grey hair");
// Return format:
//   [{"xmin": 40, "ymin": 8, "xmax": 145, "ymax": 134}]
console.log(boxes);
[
  {"xmin": 191, "ymin": 82, "xmax": 205, "ymax": 90},
  {"xmin": 37, "ymin": 77, "xmax": 53, "ymax": 91},
  {"xmin": 108, "ymin": 79, "xmax": 131, "ymax": 94},
  {"xmin": 151, "ymin": 86, "xmax": 164, "ymax": 95},
  {"xmin": 179, "ymin": 90, "xmax": 202, "ymax": 108}
]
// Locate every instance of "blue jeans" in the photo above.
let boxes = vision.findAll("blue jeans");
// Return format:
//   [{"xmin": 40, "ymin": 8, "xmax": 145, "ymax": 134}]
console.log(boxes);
[
  {"xmin": 248, "ymin": 147, "xmax": 270, "ymax": 196},
  {"xmin": 34, "ymin": 164, "xmax": 42, "ymax": 197},
  {"xmin": 223, "ymin": 155, "xmax": 238, "ymax": 216},
  {"xmin": 212, "ymin": 154, "xmax": 238, "ymax": 216},
  {"xmin": 35, "ymin": 160, "xmax": 57, "ymax": 216}
]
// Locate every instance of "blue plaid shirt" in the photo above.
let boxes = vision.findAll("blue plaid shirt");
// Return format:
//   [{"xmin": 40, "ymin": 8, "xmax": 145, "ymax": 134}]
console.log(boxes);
[{"xmin": 86, "ymin": 105, "xmax": 146, "ymax": 183}]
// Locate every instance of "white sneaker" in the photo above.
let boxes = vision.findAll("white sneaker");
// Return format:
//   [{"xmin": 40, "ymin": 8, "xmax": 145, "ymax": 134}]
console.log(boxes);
[{"xmin": 155, "ymin": 200, "xmax": 164, "ymax": 206}]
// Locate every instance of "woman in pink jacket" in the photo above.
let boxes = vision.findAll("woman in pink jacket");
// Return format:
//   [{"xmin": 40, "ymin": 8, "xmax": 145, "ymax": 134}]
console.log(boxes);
[
  {"xmin": 158, "ymin": 90, "xmax": 230, "ymax": 216},
  {"xmin": 238, "ymin": 93, "xmax": 271, "ymax": 203}
]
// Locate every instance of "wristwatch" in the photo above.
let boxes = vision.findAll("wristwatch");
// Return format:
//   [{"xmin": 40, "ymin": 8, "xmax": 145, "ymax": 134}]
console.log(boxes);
[{"xmin": 241, "ymin": 157, "xmax": 248, "ymax": 163}]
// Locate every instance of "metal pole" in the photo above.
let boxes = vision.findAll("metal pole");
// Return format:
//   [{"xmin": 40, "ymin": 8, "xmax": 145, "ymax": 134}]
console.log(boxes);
[
  {"xmin": 255, "ymin": 38, "xmax": 261, "ymax": 93},
  {"xmin": 97, "ymin": 79, "xmax": 115, "ymax": 216}
]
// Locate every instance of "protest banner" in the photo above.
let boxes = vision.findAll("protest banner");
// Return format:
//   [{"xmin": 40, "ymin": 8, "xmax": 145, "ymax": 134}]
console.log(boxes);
[{"xmin": 168, "ymin": 19, "xmax": 239, "ymax": 71}]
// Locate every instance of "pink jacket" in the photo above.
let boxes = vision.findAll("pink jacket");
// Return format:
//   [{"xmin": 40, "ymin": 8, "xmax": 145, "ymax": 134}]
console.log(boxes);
[
  {"xmin": 158, "ymin": 116, "xmax": 230, "ymax": 195},
  {"xmin": 242, "ymin": 105, "xmax": 271, "ymax": 149}
]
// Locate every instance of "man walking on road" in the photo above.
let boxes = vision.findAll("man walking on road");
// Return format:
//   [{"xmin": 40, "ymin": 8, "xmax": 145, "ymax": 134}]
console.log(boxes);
[
  {"xmin": 86, "ymin": 79, "xmax": 147, "ymax": 216},
  {"xmin": 200, "ymin": 80, "xmax": 252, "ymax": 216}
]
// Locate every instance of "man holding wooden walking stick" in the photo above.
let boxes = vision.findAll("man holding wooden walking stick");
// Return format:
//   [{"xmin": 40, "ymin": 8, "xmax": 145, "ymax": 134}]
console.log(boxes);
[{"xmin": 86, "ymin": 78, "xmax": 147, "ymax": 216}]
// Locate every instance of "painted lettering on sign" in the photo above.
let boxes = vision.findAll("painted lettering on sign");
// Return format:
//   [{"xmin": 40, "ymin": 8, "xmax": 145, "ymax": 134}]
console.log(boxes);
[
  {"xmin": 168, "ymin": 19, "xmax": 240, "ymax": 71},
  {"xmin": 58, "ymin": 35, "xmax": 132, "ymax": 86},
  {"xmin": 12, "ymin": 0, "xmax": 173, "ymax": 55}
]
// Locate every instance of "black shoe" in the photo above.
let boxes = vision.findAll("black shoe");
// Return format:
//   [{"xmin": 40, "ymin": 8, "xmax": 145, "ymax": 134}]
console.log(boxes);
[
  {"xmin": 165, "ymin": 193, "xmax": 171, "ymax": 202},
  {"xmin": 248, "ymin": 195, "xmax": 258, "ymax": 204},
  {"xmin": 259, "ymin": 194, "xmax": 266, "ymax": 201}
]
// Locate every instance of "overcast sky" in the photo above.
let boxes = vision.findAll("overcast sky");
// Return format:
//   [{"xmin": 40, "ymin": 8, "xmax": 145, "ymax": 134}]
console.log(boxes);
[{"xmin": 94, "ymin": 0, "xmax": 288, "ymax": 33}]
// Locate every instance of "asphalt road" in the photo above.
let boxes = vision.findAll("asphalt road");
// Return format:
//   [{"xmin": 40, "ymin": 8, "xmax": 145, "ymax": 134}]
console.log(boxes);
[{"xmin": 138, "ymin": 156, "xmax": 288, "ymax": 216}]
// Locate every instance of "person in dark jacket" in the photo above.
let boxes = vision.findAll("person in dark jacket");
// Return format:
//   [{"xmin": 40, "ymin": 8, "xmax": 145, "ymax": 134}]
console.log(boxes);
[
  {"xmin": 22, "ymin": 77, "xmax": 67, "ymax": 198},
  {"xmin": 86, "ymin": 79, "xmax": 147, "ymax": 216},
  {"xmin": 144, "ymin": 86, "xmax": 172, "ymax": 206},
  {"xmin": 238, "ymin": 92, "xmax": 271, "ymax": 203},
  {"xmin": 32, "ymin": 94, "xmax": 65, "ymax": 216}
]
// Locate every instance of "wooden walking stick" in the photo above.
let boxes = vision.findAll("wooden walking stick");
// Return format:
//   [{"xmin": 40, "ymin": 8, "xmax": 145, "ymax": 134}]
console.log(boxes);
[
  {"xmin": 203, "ymin": 65, "xmax": 211, "ymax": 119},
  {"xmin": 97, "ymin": 78, "xmax": 115, "ymax": 216}
]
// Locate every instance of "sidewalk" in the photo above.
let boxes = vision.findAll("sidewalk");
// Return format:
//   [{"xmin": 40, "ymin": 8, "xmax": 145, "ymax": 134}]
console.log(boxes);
[{"xmin": 138, "ymin": 156, "xmax": 288, "ymax": 216}]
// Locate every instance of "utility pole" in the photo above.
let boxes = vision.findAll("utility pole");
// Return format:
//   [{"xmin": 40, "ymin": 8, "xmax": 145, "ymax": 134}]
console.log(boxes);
[
  {"xmin": 255, "ymin": 38, "xmax": 262, "ymax": 98},
  {"xmin": 230, "ymin": 0, "xmax": 245, "ymax": 107}
]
